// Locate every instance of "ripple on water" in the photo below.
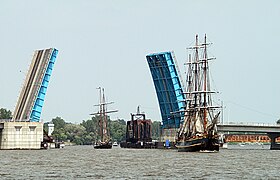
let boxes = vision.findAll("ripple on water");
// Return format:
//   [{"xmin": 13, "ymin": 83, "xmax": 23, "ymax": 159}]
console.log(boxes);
[{"xmin": 0, "ymin": 145, "xmax": 280, "ymax": 179}]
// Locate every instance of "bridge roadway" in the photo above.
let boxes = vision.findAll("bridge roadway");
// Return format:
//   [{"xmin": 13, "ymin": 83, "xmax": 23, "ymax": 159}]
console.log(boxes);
[
  {"xmin": 217, "ymin": 123, "xmax": 280, "ymax": 133},
  {"xmin": 217, "ymin": 123, "xmax": 280, "ymax": 150}
]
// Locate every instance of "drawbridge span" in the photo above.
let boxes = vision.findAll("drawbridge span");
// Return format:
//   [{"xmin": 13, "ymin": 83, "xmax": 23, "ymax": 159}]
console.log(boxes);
[
  {"xmin": 146, "ymin": 52, "xmax": 185, "ymax": 129},
  {"xmin": 12, "ymin": 48, "xmax": 58, "ymax": 122}
]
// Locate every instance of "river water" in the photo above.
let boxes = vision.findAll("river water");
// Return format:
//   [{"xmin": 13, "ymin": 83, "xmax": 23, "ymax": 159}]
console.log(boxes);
[{"xmin": 0, "ymin": 145, "xmax": 279, "ymax": 179}]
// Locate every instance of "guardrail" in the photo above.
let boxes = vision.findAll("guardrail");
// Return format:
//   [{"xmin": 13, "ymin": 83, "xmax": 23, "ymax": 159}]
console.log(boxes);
[
  {"xmin": 0, "ymin": 119, "xmax": 30, "ymax": 122},
  {"xmin": 218, "ymin": 122, "xmax": 280, "ymax": 127}
]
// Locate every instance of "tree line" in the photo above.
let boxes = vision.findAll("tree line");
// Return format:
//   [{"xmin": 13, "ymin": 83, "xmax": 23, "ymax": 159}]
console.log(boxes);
[
  {"xmin": 45, "ymin": 116, "xmax": 127, "ymax": 145},
  {"xmin": 0, "ymin": 108, "xmax": 161, "ymax": 145},
  {"xmin": 46, "ymin": 116, "xmax": 161, "ymax": 145}
]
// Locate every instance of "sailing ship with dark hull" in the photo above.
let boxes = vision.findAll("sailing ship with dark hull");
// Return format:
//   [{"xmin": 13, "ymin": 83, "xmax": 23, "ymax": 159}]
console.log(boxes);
[
  {"xmin": 176, "ymin": 34, "xmax": 221, "ymax": 152},
  {"xmin": 91, "ymin": 87, "xmax": 117, "ymax": 149}
]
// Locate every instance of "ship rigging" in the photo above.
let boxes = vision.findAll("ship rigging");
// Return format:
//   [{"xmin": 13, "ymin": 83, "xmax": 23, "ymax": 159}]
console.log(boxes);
[
  {"xmin": 176, "ymin": 34, "xmax": 221, "ymax": 152},
  {"xmin": 90, "ymin": 87, "xmax": 118, "ymax": 149}
]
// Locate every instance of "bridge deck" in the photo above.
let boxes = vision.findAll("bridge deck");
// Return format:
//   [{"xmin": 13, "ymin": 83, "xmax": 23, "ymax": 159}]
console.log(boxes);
[{"xmin": 217, "ymin": 124, "xmax": 280, "ymax": 133}]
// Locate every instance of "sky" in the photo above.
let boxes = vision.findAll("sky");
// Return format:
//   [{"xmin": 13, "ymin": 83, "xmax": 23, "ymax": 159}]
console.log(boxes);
[{"xmin": 0, "ymin": 0, "xmax": 280, "ymax": 124}]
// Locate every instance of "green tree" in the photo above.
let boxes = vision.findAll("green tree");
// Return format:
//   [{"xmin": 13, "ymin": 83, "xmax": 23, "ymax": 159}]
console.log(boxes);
[
  {"xmin": 51, "ymin": 117, "xmax": 67, "ymax": 141},
  {"xmin": 64, "ymin": 124, "xmax": 87, "ymax": 145},
  {"xmin": 81, "ymin": 117, "xmax": 98, "ymax": 135},
  {"xmin": 45, "ymin": 115, "xmax": 129, "ymax": 145},
  {"xmin": 52, "ymin": 117, "xmax": 66, "ymax": 129},
  {"xmin": 277, "ymin": 119, "xmax": 280, "ymax": 124},
  {"xmin": 0, "ymin": 108, "xmax": 12, "ymax": 119},
  {"xmin": 81, "ymin": 116, "xmax": 100, "ymax": 142},
  {"xmin": 82, "ymin": 133, "xmax": 95, "ymax": 145},
  {"xmin": 110, "ymin": 119, "xmax": 126, "ymax": 142}
]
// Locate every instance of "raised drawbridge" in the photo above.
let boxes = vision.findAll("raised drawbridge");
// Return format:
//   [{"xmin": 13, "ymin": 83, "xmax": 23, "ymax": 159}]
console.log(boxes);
[
  {"xmin": 12, "ymin": 48, "xmax": 58, "ymax": 122},
  {"xmin": 146, "ymin": 52, "xmax": 185, "ymax": 129}
]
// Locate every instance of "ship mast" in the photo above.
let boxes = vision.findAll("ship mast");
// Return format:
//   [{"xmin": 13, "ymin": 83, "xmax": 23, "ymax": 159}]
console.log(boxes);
[
  {"xmin": 194, "ymin": 34, "xmax": 199, "ymax": 107},
  {"xmin": 177, "ymin": 34, "xmax": 220, "ymax": 140},
  {"xmin": 90, "ymin": 87, "xmax": 118, "ymax": 142},
  {"xmin": 203, "ymin": 34, "xmax": 208, "ymax": 133},
  {"xmin": 101, "ymin": 88, "xmax": 107, "ymax": 142},
  {"xmin": 99, "ymin": 87, "xmax": 104, "ymax": 141}
]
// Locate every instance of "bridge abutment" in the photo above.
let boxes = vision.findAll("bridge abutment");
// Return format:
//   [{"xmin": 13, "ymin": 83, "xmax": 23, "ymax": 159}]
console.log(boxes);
[{"xmin": 0, "ymin": 122, "xmax": 43, "ymax": 149}]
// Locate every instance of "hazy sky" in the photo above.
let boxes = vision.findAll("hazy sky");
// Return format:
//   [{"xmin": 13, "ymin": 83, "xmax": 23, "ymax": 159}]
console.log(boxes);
[{"xmin": 1, "ymin": 0, "xmax": 279, "ymax": 124}]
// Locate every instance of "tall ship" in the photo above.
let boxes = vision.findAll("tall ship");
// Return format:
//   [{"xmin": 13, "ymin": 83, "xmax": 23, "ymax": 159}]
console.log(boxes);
[
  {"xmin": 176, "ymin": 34, "xmax": 221, "ymax": 152},
  {"xmin": 91, "ymin": 87, "xmax": 118, "ymax": 149}
]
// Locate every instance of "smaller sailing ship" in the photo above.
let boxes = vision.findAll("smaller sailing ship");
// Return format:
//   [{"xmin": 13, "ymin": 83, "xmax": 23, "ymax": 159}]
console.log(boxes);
[
  {"xmin": 176, "ymin": 34, "xmax": 221, "ymax": 152},
  {"xmin": 91, "ymin": 87, "xmax": 118, "ymax": 149}
]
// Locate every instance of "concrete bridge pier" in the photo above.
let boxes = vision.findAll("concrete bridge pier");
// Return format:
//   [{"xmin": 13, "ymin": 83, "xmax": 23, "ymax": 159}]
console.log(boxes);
[{"xmin": 267, "ymin": 133, "xmax": 280, "ymax": 150}]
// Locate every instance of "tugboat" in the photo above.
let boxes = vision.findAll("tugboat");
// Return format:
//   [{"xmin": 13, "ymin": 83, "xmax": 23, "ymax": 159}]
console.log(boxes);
[
  {"xmin": 91, "ymin": 87, "xmax": 117, "ymax": 149},
  {"xmin": 175, "ymin": 34, "xmax": 221, "ymax": 152}
]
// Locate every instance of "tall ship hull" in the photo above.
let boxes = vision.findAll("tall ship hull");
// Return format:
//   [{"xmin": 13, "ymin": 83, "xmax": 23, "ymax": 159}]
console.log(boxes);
[
  {"xmin": 176, "ymin": 136, "xmax": 219, "ymax": 152},
  {"xmin": 94, "ymin": 142, "xmax": 112, "ymax": 149}
]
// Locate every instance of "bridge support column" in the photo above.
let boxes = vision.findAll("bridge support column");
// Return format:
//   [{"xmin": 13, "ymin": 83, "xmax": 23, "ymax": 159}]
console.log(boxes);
[{"xmin": 267, "ymin": 133, "xmax": 280, "ymax": 150}]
